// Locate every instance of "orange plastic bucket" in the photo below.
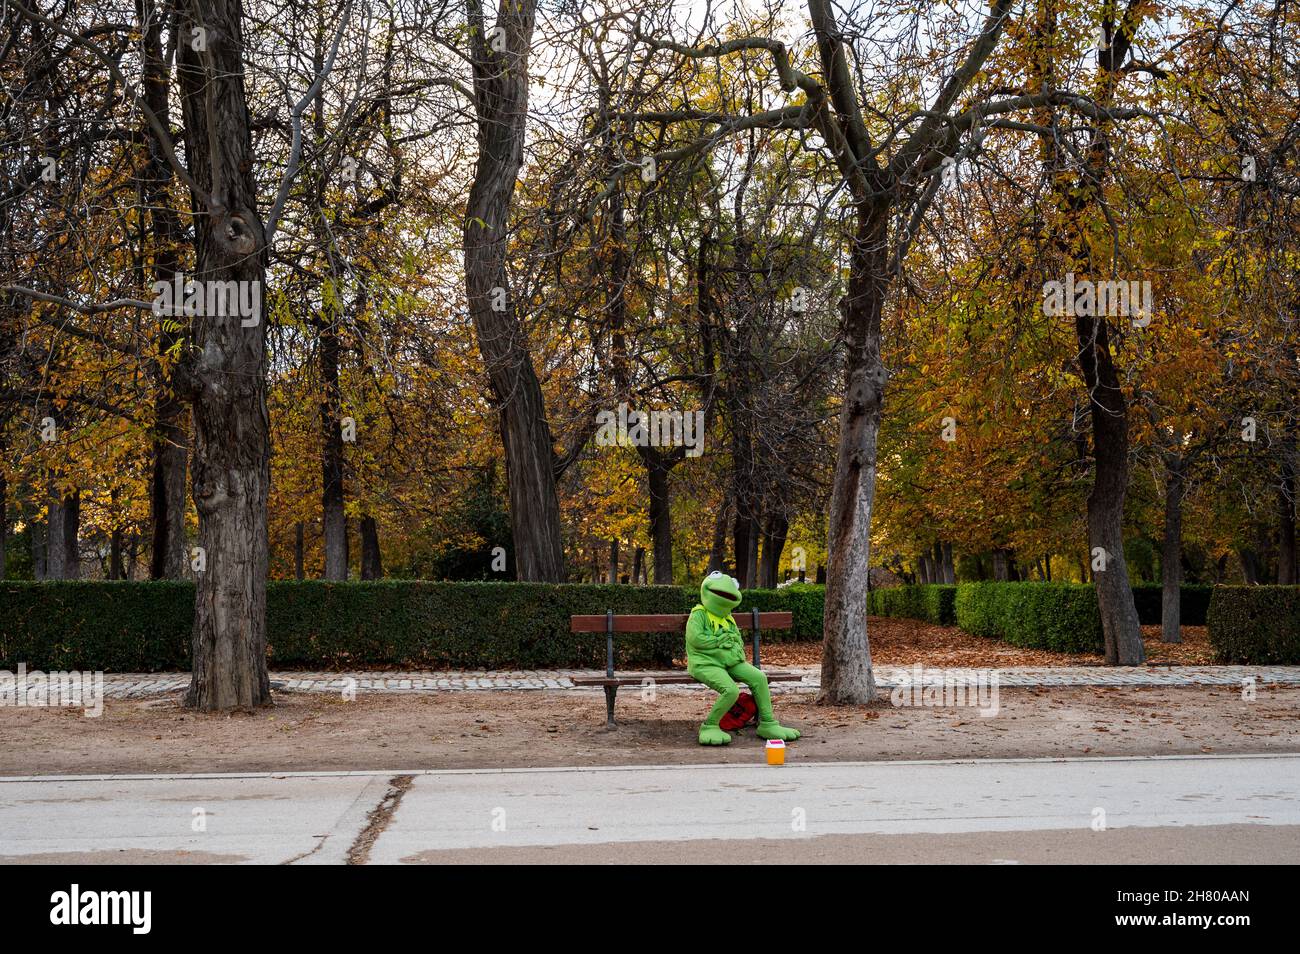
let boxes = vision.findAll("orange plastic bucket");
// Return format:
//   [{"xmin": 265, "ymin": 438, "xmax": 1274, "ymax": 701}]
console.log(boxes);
[{"xmin": 765, "ymin": 739, "xmax": 786, "ymax": 765}]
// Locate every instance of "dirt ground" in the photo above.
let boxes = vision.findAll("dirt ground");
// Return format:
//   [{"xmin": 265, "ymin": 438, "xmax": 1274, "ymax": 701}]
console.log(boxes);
[
  {"xmin": 2, "ymin": 683, "xmax": 1295, "ymax": 776},
  {"xmin": 759, "ymin": 620, "xmax": 1214, "ymax": 668}
]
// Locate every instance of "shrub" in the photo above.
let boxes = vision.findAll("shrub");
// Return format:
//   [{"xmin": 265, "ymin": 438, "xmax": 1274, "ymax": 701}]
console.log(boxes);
[
  {"xmin": 0, "ymin": 579, "xmax": 828, "ymax": 672},
  {"xmin": 1207, "ymin": 586, "xmax": 1300, "ymax": 664},
  {"xmin": 955, "ymin": 581, "xmax": 1103, "ymax": 653}
]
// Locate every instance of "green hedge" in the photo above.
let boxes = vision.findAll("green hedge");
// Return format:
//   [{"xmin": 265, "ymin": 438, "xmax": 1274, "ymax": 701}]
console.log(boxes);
[
  {"xmin": 1131, "ymin": 584, "xmax": 1212, "ymax": 626},
  {"xmin": 866, "ymin": 584, "xmax": 957, "ymax": 625},
  {"xmin": 954, "ymin": 581, "xmax": 1104, "ymax": 653},
  {"xmin": 0, "ymin": 580, "xmax": 194, "ymax": 671},
  {"xmin": 0, "ymin": 580, "xmax": 824, "ymax": 672},
  {"xmin": 1207, "ymin": 586, "xmax": 1300, "ymax": 664}
]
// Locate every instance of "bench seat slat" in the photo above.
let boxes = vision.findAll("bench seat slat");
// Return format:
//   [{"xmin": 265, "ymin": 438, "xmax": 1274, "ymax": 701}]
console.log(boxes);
[{"xmin": 569, "ymin": 611, "xmax": 793, "ymax": 633}]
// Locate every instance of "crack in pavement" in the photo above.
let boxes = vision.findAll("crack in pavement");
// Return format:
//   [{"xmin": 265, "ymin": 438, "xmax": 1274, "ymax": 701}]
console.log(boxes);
[{"xmin": 346, "ymin": 774, "xmax": 413, "ymax": 865}]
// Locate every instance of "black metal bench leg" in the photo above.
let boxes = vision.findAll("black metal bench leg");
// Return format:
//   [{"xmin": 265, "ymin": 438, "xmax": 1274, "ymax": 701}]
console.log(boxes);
[{"xmin": 604, "ymin": 684, "xmax": 618, "ymax": 727}]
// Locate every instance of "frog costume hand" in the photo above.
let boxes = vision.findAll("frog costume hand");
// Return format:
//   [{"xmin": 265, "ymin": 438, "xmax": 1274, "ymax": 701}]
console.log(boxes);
[{"xmin": 686, "ymin": 571, "xmax": 802, "ymax": 746}]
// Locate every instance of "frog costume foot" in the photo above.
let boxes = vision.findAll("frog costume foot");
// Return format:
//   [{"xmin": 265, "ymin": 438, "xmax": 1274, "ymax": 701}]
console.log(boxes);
[
  {"xmin": 756, "ymin": 720, "xmax": 801, "ymax": 742},
  {"xmin": 698, "ymin": 724, "xmax": 733, "ymax": 745}
]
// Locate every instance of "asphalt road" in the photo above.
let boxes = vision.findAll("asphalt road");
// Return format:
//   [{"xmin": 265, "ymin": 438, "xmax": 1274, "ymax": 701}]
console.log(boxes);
[{"xmin": 1, "ymin": 753, "xmax": 1297, "ymax": 864}]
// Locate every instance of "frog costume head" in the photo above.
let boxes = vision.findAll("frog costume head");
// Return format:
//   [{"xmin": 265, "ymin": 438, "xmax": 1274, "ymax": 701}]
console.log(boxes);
[{"xmin": 700, "ymin": 571, "xmax": 742, "ymax": 617}]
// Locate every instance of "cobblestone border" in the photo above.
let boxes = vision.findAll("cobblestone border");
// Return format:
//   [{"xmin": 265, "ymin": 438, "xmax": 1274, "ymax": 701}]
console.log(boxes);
[{"xmin": 89, "ymin": 665, "xmax": 1300, "ymax": 699}]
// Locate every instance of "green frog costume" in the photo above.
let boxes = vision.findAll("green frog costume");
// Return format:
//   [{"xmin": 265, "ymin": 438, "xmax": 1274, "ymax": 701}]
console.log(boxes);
[{"xmin": 687, "ymin": 571, "xmax": 802, "ymax": 746}]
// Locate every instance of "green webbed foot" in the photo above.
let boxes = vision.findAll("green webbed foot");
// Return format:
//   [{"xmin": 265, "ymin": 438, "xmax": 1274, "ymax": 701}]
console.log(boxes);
[
  {"xmin": 756, "ymin": 721, "xmax": 801, "ymax": 742},
  {"xmin": 698, "ymin": 724, "xmax": 733, "ymax": 746}
]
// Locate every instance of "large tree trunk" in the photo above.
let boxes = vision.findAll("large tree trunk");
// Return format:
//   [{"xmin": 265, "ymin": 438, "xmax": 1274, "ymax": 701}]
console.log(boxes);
[
  {"xmin": 1076, "ymin": 311, "xmax": 1144, "ymax": 664},
  {"xmin": 820, "ymin": 213, "xmax": 887, "ymax": 704},
  {"xmin": 607, "ymin": 539, "xmax": 619, "ymax": 584},
  {"xmin": 359, "ymin": 515, "xmax": 382, "ymax": 580},
  {"xmin": 463, "ymin": 0, "xmax": 561, "ymax": 582},
  {"xmin": 140, "ymin": 0, "xmax": 189, "ymax": 581},
  {"xmin": 177, "ymin": 0, "xmax": 271, "ymax": 710},
  {"xmin": 1161, "ymin": 450, "xmax": 1184, "ymax": 643}
]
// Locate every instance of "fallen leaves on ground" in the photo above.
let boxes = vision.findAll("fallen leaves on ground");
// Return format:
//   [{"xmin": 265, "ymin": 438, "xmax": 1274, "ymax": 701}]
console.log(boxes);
[{"xmin": 758, "ymin": 619, "xmax": 1215, "ymax": 669}]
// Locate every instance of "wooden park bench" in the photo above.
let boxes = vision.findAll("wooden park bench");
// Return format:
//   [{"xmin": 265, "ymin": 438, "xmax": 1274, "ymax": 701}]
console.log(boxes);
[{"xmin": 569, "ymin": 609, "xmax": 803, "ymax": 726}]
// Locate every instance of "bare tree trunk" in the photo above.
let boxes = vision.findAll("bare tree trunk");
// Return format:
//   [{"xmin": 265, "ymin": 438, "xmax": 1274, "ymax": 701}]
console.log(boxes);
[
  {"xmin": 140, "ymin": 0, "xmax": 189, "ymax": 581},
  {"xmin": 177, "ymin": 0, "xmax": 271, "ymax": 710},
  {"xmin": 992, "ymin": 548, "xmax": 1009, "ymax": 582},
  {"xmin": 294, "ymin": 520, "xmax": 305, "ymax": 580},
  {"xmin": 941, "ymin": 541, "xmax": 955, "ymax": 583},
  {"xmin": 31, "ymin": 513, "xmax": 47, "ymax": 581},
  {"xmin": 61, "ymin": 489, "xmax": 79, "ymax": 579},
  {"xmin": 1239, "ymin": 549, "xmax": 1260, "ymax": 585},
  {"xmin": 359, "ymin": 515, "xmax": 382, "ymax": 580},
  {"xmin": 45, "ymin": 477, "xmax": 78, "ymax": 579},
  {"xmin": 733, "ymin": 509, "xmax": 760, "ymax": 588},
  {"xmin": 631, "ymin": 546, "xmax": 645, "ymax": 585},
  {"xmin": 150, "ymin": 408, "xmax": 189, "ymax": 579},
  {"xmin": 643, "ymin": 450, "xmax": 675, "ymax": 583},
  {"xmin": 1278, "ymin": 435, "xmax": 1297, "ymax": 584},
  {"xmin": 759, "ymin": 513, "xmax": 788, "ymax": 588},
  {"xmin": 110, "ymin": 489, "xmax": 125, "ymax": 580},
  {"xmin": 319, "ymin": 322, "xmax": 348, "ymax": 580},
  {"xmin": 707, "ymin": 493, "xmax": 730, "ymax": 572},
  {"xmin": 1161, "ymin": 450, "xmax": 1184, "ymax": 643},
  {"xmin": 1077, "ymin": 312, "xmax": 1145, "ymax": 664},
  {"xmin": 607, "ymin": 539, "xmax": 619, "ymax": 584},
  {"xmin": 463, "ymin": 0, "xmax": 561, "ymax": 582},
  {"xmin": 820, "ymin": 213, "xmax": 887, "ymax": 704}
]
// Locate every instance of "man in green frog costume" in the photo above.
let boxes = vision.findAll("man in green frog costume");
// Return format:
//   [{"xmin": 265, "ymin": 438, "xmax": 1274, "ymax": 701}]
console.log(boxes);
[{"xmin": 687, "ymin": 571, "xmax": 802, "ymax": 746}]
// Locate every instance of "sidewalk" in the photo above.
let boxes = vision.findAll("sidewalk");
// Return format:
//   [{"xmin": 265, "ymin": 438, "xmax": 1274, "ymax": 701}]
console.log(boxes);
[{"xmin": 99, "ymin": 665, "xmax": 1300, "ymax": 699}]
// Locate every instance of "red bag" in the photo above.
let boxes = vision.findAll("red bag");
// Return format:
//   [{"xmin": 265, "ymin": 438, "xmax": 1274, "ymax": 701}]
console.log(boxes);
[{"xmin": 720, "ymin": 692, "xmax": 758, "ymax": 730}]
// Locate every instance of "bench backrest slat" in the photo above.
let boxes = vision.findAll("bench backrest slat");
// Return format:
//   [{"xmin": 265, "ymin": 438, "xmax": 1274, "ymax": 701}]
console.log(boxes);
[{"xmin": 570, "ymin": 611, "xmax": 793, "ymax": 633}]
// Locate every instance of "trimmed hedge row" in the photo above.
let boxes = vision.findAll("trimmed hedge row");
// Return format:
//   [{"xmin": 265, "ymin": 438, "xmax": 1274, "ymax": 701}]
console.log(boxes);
[
  {"xmin": 1207, "ymin": 586, "xmax": 1300, "ymax": 664},
  {"xmin": 0, "ymin": 580, "xmax": 824, "ymax": 672},
  {"xmin": 954, "ymin": 581, "xmax": 1104, "ymax": 653},
  {"xmin": 0, "ymin": 580, "xmax": 194, "ymax": 671},
  {"xmin": 866, "ymin": 584, "xmax": 957, "ymax": 625},
  {"xmin": 6, "ymin": 579, "xmax": 1290, "ymax": 670},
  {"xmin": 873, "ymin": 582, "xmax": 1212, "ymax": 633}
]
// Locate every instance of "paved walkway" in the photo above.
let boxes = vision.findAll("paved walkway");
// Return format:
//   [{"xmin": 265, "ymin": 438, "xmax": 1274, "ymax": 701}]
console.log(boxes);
[
  {"xmin": 2, "ymin": 754, "xmax": 1298, "ymax": 863},
  {"xmin": 95, "ymin": 665, "xmax": 1300, "ymax": 699}
]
